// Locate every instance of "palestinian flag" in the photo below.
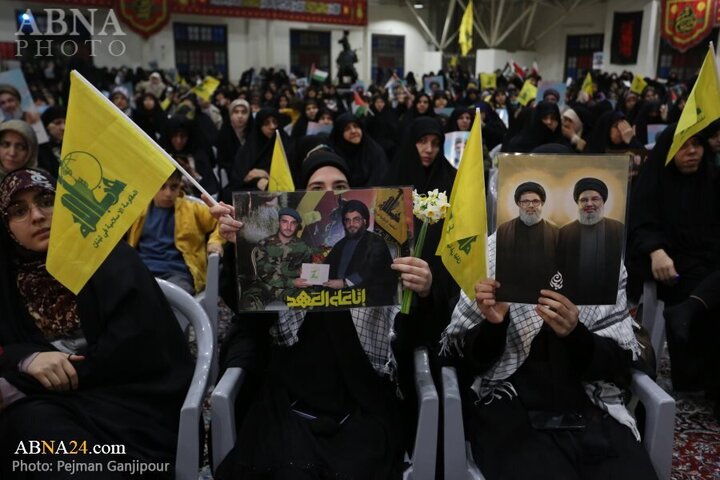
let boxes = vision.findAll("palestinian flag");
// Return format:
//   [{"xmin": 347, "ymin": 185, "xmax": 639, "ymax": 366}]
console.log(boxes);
[{"xmin": 310, "ymin": 64, "xmax": 329, "ymax": 83}]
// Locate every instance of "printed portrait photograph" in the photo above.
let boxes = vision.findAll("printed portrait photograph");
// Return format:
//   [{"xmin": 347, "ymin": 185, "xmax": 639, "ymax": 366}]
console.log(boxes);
[
  {"xmin": 232, "ymin": 187, "xmax": 413, "ymax": 312},
  {"xmin": 494, "ymin": 154, "xmax": 630, "ymax": 305},
  {"xmin": 444, "ymin": 130, "xmax": 469, "ymax": 169}
]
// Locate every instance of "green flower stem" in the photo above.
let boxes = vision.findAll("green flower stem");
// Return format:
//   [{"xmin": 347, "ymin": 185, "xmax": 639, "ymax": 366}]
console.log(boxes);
[{"xmin": 401, "ymin": 219, "xmax": 429, "ymax": 314}]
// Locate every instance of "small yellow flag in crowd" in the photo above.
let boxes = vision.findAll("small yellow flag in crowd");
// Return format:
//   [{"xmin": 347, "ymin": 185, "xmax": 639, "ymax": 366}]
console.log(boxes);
[
  {"xmin": 436, "ymin": 107, "xmax": 487, "ymax": 298},
  {"xmin": 480, "ymin": 73, "xmax": 497, "ymax": 90},
  {"xmin": 581, "ymin": 72, "xmax": 594, "ymax": 96},
  {"xmin": 666, "ymin": 45, "xmax": 720, "ymax": 165},
  {"xmin": 47, "ymin": 71, "xmax": 175, "ymax": 294},
  {"xmin": 630, "ymin": 75, "xmax": 647, "ymax": 95},
  {"xmin": 459, "ymin": 0, "xmax": 474, "ymax": 57},
  {"xmin": 517, "ymin": 80, "xmax": 538, "ymax": 106},
  {"xmin": 268, "ymin": 132, "xmax": 295, "ymax": 192},
  {"xmin": 191, "ymin": 76, "xmax": 220, "ymax": 102}
]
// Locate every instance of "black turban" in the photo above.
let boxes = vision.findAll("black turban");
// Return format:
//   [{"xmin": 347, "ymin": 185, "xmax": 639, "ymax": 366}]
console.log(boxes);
[
  {"xmin": 514, "ymin": 181, "xmax": 546, "ymax": 203},
  {"xmin": 342, "ymin": 199, "xmax": 370, "ymax": 222},
  {"xmin": 573, "ymin": 177, "xmax": 608, "ymax": 202}
]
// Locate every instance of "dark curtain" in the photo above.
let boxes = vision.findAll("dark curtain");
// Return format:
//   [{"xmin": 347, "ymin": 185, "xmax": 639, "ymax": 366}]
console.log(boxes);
[{"xmin": 611, "ymin": 11, "xmax": 643, "ymax": 64}]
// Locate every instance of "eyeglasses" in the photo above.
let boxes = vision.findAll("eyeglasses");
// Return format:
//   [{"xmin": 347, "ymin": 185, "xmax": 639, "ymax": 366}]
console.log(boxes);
[
  {"xmin": 518, "ymin": 199, "xmax": 542, "ymax": 207},
  {"xmin": 5, "ymin": 192, "xmax": 55, "ymax": 222}
]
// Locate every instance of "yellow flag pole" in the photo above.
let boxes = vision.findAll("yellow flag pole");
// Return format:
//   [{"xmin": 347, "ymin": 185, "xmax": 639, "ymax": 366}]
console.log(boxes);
[
  {"xmin": 70, "ymin": 70, "xmax": 220, "ymax": 206},
  {"xmin": 711, "ymin": 41, "xmax": 720, "ymax": 93},
  {"xmin": 475, "ymin": 106, "xmax": 490, "ymax": 280}
]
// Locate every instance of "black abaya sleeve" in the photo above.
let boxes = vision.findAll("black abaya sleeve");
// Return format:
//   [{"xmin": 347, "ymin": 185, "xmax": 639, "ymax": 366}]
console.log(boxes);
[
  {"xmin": 71, "ymin": 242, "xmax": 193, "ymax": 389},
  {"xmin": 462, "ymin": 317, "xmax": 510, "ymax": 373},
  {"xmin": 561, "ymin": 323, "xmax": 632, "ymax": 382}
]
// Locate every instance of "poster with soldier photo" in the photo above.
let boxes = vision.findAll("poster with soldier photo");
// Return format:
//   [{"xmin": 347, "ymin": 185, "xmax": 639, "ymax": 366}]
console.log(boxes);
[
  {"xmin": 232, "ymin": 187, "xmax": 414, "ymax": 312},
  {"xmin": 494, "ymin": 154, "xmax": 630, "ymax": 305}
]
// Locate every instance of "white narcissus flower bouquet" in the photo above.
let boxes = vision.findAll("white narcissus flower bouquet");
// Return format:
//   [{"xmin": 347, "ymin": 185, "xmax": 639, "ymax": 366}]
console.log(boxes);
[{"xmin": 401, "ymin": 189, "xmax": 451, "ymax": 314}]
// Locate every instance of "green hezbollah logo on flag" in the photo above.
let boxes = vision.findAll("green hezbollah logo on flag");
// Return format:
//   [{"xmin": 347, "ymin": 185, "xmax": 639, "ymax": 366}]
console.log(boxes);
[
  {"xmin": 57, "ymin": 152, "xmax": 127, "ymax": 238},
  {"xmin": 442, "ymin": 210, "xmax": 479, "ymax": 263}
]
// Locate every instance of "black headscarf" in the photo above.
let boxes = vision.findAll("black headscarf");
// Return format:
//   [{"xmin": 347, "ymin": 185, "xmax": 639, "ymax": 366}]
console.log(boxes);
[
  {"xmin": 229, "ymin": 107, "xmax": 292, "ymax": 192},
  {"xmin": 385, "ymin": 117, "xmax": 459, "ymax": 353},
  {"xmin": 131, "ymin": 93, "xmax": 166, "ymax": 141},
  {"xmin": 216, "ymin": 99, "xmax": 254, "ymax": 171},
  {"xmin": 587, "ymin": 111, "xmax": 643, "ymax": 153},
  {"xmin": 633, "ymin": 101, "xmax": 666, "ymax": 145},
  {"xmin": 446, "ymin": 106, "xmax": 473, "ymax": 133},
  {"xmin": 366, "ymin": 96, "xmax": 400, "ymax": 161},
  {"xmin": 385, "ymin": 117, "xmax": 455, "ymax": 194},
  {"xmin": 400, "ymin": 92, "xmax": 436, "ymax": 133},
  {"xmin": 162, "ymin": 115, "xmax": 218, "ymax": 195},
  {"xmin": 504, "ymin": 101, "xmax": 567, "ymax": 153},
  {"xmin": 290, "ymin": 98, "xmax": 319, "ymax": 141},
  {"xmin": 329, "ymin": 113, "xmax": 388, "ymax": 187}
]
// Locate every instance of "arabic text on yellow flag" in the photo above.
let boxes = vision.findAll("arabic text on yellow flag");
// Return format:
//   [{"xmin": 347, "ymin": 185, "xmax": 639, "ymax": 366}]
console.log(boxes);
[
  {"xmin": 268, "ymin": 133, "xmax": 295, "ymax": 192},
  {"xmin": 191, "ymin": 76, "xmax": 220, "ymax": 102},
  {"xmin": 480, "ymin": 73, "xmax": 497, "ymax": 90},
  {"xmin": 47, "ymin": 71, "xmax": 175, "ymax": 294},
  {"xmin": 436, "ymin": 109, "xmax": 487, "ymax": 298},
  {"xmin": 374, "ymin": 188, "xmax": 408, "ymax": 245},
  {"xmin": 666, "ymin": 46, "xmax": 720, "ymax": 165},
  {"xmin": 582, "ymin": 72, "xmax": 593, "ymax": 96},
  {"xmin": 459, "ymin": 0, "xmax": 473, "ymax": 57},
  {"xmin": 630, "ymin": 75, "xmax": 647, "ymax": 95},
  {"xmin": 517, "ymin": 80, "xmax": 537, "ymax": 106}
]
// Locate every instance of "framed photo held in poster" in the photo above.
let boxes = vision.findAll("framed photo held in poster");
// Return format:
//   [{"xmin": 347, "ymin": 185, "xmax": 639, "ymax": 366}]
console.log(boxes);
[{"xmin": 232, "ymin": 187, "xmax": 414, "ymax": 312}]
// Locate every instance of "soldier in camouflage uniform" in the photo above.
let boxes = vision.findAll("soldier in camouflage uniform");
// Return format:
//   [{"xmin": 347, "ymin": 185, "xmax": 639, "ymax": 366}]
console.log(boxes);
[{"xmin": 242, "ymin": 207, "xmax": 314, "ymax": 309}]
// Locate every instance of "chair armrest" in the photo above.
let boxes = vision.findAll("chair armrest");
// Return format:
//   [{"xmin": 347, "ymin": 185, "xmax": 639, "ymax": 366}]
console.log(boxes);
[
  {"xmin": 408, "ymin": 348, "xmax": 438, "ymax": 480},
  {"xmin": 200, "ymin": 253, "xmax": 220, "ymax": 329},
  {"xmin": 158, "ymin": 278, "xmax": 214, "ymax": 480},
  {"xmin": 210, "ymin": 367, "xmax": 246, "ymax": 472},
  {"xmin": 630, "ymin": 370, "xmax": 675, "ymax": 480},
  {"xmin": 175, "ymin": 374, "xmax": 206, "ymax": 480},
  {"xmin": 641, "ymin": 280, "xmax": 666, "ymax": 361},
  {"xmin": 198, "ymin": 253, "xmax": 221, "ymax": 387},
  {"xmin": 441, "ymin": 366, "xmax": 485, "ymax": 480}
]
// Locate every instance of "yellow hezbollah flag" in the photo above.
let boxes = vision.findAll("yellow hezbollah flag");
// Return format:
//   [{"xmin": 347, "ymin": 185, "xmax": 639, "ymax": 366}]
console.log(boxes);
[
  {"xmin": 191, "ymin": 76, "xmax": 220, "ymax": 102},
  {"xmin": 47, "ymin": 71, "xmax": 175, "ymax": 294},
  {"xmin": 517, "ymin": 80, "xmax": 537, "ymax": 106},
  {"xmin": 480, "ymin": 73, "xmax": 497, "ymax": 90},
  {"xmin": 630, "ymin": 75, "xmax": 647, "ymax": 95},
  {"xmin": 268, "ymin": 132, "xmax": 295, "ymax": 192},
  {"xmin": 436, "ymin": 108, "xmax": 487, "ymax": 298},
  {"xmin": 666, "ymin": 46, "xmax": 720, "ymax": 165},
  {"xmin": 582, "ymin": 72, "xmax": 593, "ymax": 96},
  {"xmin": 459, "ymin": 0, "xmax": 473, "ymax": 57}
]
